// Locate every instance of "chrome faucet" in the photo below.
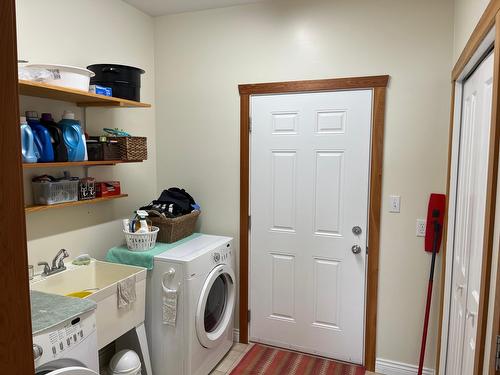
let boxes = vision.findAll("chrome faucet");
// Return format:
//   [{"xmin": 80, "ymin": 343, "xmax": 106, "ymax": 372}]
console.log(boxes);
[{"xmin": 38, "ymin": 249, "xmax": 69, "ymax": 277}]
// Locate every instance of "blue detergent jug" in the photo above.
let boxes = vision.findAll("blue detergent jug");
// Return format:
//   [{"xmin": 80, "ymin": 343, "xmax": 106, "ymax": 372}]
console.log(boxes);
[
  {"xmin": 26, "ymin": 111, "xmax": 55, "ymax": 162},
  {"xmin": 58, "ymin": 110, "xmax": 86, "ymax": 162},
  {"xmin": 40, "ymin": 113, "xmax": 68, "ymax": 162},
  {"xmin": 20, "ymin": 116, "xmax": 37, "ymax": 163}
]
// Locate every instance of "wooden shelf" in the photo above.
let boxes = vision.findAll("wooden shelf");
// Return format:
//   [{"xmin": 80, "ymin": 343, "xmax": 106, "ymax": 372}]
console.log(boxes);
[
  {"xmin": 23, "ymin": 160, "xmax": 143, "ymax": 169},
  {"xmin": 25, "ymin": 194, "xmax": 128, "ymax": 214},
  {"xmin": 19, "ymin": 80, "xmax": 151, "ymax": 108}
]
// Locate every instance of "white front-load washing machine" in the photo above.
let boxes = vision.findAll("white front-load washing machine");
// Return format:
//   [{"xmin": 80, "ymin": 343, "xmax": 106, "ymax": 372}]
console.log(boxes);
[
  {"xmin": 33, "ymin": 309, "xmax": 99, "ymax": 375},
  {"xmin": 146, "ymin": 234, "xmax": 236, "ymax": 375}
]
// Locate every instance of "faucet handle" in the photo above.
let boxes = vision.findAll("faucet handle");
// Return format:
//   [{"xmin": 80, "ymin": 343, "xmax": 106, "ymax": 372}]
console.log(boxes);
[{"xmin": 37, "ymin": 262, "xmax": 50, "ymax": 275}]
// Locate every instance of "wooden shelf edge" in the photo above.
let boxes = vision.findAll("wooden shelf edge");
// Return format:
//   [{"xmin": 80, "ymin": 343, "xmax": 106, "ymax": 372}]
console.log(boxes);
[
  {"xmin": 23, "ymin": 160, "xmax": 143, "ymax": 169},
  {"xmin": 25, "ymin": 194, "xmax": 128, "ymax": 213},
  {"xmin": 19, "ymin": 80, "xmax": 151, "ymax": 108}
]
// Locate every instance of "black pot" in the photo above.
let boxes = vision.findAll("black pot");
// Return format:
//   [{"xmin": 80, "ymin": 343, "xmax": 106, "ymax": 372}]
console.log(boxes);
[{"xmin": 87, "ymin": 64, "xmax": 145, "ymax": 102}]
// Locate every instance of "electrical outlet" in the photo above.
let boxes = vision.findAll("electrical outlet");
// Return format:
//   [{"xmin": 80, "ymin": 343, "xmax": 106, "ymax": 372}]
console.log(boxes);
[
  {"xmin": 416, "ymin": 219, "xmax": 426, "ymax": 237},
  {"xmin": 389, "ymin": 195, "xmax": 401, "ymax": 213}
]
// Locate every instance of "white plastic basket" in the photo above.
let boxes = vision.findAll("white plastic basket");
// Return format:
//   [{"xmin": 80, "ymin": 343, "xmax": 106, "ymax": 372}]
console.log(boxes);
[
  {"xmin": 32, "ymin": 180, "xmax": 79, "ymax": 205},
  {"xmin": 123, "ymin": 227, "xmax": 159, "ymax": 251}
]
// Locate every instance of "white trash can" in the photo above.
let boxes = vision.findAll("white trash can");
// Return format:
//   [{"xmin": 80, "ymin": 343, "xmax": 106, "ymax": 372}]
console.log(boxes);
[{"xmin": 109, "ymin": 349, "xmax": 142, "ymax": 375}]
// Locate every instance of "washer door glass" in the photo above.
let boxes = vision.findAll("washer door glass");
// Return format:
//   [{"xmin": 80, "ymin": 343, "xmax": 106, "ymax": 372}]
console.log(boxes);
[
  {"xmin": 205, "ymin": 274, "xmax": 227, "ymax": 333},
  {"xmin": 36, "ymin": 359, "xmax": 98, "ymax": 375},
  {"xmin": 196, "ymin": 264, "xmax": 236, "ymax": 348},
  {"xmin": 43, "ymin": 368, "xmax": 98, "ymax": 375}
]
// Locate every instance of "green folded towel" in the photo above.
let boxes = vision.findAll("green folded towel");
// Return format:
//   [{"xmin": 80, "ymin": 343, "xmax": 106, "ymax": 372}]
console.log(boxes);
[{"xmin": 105, "ymin": 233, "xmax": 202, "ymax": 270}]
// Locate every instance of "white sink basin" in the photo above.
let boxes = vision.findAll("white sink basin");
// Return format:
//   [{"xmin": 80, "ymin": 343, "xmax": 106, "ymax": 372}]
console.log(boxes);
[{"xmin": 31, "ymin": 260, "xmax": 147, "ymax": 349}]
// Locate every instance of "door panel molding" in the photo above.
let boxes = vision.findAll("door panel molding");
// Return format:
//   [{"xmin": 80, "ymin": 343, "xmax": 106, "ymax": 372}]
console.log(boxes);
[{"xmin": 238, "ymin": 75, "xmax": 389, "ymax": 371}]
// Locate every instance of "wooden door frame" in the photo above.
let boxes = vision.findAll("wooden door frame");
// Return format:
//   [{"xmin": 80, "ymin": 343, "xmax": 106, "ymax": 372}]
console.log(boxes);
[
  {"xmin": 437, "ymin": 1, "xmax": 500, "ymax": 374},
  {"xmin": 238, "ymin": 75, "xmax": 389, "ymax": 371},
  {"xmin": 0, "ymin": 0, "xmax": 35, "ymax": 373}
]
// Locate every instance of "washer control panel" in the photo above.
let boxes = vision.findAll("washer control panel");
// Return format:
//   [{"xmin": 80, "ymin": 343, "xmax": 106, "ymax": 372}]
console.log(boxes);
[
  {"xmin": 33, "ymin": 310, "xmax": 96, "ymax": 365},
  {"xmin": 212, "ymin": 242, "xmax": 232, "ymax": 265}
]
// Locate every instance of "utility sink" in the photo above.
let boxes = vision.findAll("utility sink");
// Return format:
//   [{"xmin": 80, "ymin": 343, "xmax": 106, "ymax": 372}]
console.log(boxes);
[{"xmin": 31, "ymin": 260, "xmax": 147, "ymax": 349}]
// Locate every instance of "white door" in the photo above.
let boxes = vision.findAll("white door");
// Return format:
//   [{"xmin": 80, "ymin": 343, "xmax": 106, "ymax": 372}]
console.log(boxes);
[
  {"xmin": 250, "ymin": 90, "xmax": 372, "ymax": 364},
  {"xmin": 446, "ymin": 52, "xmax": 493, "ymax": 374}
]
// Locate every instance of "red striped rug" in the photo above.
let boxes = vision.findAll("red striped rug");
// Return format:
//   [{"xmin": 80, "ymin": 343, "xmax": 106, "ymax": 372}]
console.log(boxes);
[{"xmin": 230, "ymin": 344, "xmax": 365, "ymax": 375}]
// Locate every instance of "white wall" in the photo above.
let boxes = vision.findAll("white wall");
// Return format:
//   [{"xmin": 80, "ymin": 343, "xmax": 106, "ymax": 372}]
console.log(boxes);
[
  {"xmin": 154, "ymin": 0, "xmax": 454, "ymax": 369},
  {"xmin": 453, "ymin": 0, "xmax": 490, "ymax": 62},
  {"xmin": 15, "ymin": 0, "xmax": 156, "ymax": 267}
]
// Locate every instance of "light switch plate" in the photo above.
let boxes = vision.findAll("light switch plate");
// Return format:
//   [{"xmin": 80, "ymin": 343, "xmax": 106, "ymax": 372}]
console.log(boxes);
[
  {"xmin": 416, "ymin": 219, "xmax": 426, "ymax": 237},
  {"xmin": 389, "ymin": 195, "xmax": 401, "ymax": 213}
]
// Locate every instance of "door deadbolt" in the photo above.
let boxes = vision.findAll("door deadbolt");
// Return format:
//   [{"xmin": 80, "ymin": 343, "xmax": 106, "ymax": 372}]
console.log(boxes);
[
  {"xmin": 351, "ymin": 245, "xmax": 362, "ymax": 254},
  {"xmin": 352, "ymin": 226, "xmax": 362, "ymax": 235}
]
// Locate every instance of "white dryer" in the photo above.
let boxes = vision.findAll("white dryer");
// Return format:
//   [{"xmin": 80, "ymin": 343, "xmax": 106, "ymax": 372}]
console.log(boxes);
[
  {"xmin": 146, "ymin": 234, "xmax": 236, "ymax": 375},
  {"xmin": 33, "ymin": 309, "xmax": 99, "ymax": 375}
]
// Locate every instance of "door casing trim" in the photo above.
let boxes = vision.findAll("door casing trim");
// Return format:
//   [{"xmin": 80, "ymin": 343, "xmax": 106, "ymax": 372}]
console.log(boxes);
[{"xmin": 238, "ymin": 75, "xmax": 389, "ymax": 372}]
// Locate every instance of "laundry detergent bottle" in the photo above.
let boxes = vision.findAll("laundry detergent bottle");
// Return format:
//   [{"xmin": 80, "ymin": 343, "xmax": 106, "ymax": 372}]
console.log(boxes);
[
  {"xmin": 20, "ymin": 116, "xmax": 37, "ymax": 163},
  {"xmin": 40, "ymin": 113, "xmax": 68, "ymax": 162},
  {"xmin": 25, "ymin": 111, "xmax": 55, "ymax": 162},
  {"xmin": 58, "ymin": 110, "xmax": 86, "ymax": 161}
]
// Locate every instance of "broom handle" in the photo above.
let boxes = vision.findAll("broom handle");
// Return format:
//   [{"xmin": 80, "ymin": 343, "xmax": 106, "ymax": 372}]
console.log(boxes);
[{"xmin": 418, "ymin": 221, "xmax": 440, "ymax": 375}]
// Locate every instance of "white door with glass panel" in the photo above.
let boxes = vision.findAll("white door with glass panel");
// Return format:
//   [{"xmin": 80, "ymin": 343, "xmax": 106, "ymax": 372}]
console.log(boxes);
[
  {"xmin": 445, "ymin": 52, "xmax": 493, "ymax": 375},
  {"xmin": 250, "ymin": 90, "xmax": 372, "ymax": 364}
]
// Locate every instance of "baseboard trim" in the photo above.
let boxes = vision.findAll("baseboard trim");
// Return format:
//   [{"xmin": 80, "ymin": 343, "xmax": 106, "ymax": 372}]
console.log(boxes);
[
  {"xmin": 375, "ymin": 358, "xmax": 434, "ymax": 375},
  {"xmin": 233, "ymin": 328, "xmax": 240, "ymax": 342}
]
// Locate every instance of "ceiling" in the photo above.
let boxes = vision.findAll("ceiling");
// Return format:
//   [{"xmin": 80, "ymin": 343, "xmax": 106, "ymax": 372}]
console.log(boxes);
[{"xmin": 122, "ymin": 0, "xmax": 269, "ymax": 16}]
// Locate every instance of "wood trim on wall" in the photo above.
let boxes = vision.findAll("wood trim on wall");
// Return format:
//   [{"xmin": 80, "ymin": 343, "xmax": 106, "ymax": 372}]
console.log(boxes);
[
  {"xmin": 238, "ymin": 76, "xmax": 389, "ymax": 95},
  {"xmin": 0, "ymin": 0, "xmax": 34, "ymax": 373},
  {"xmin": 239, "ymin": 93, "xmax": 250, "ymax": 344},
  {"xmin": 238, "ymin": 75, "xmax": 389, "ymax": 372},
  {"xmin": 481, "ymin": 12, "xmax": 500, "ymax": 375},
  {"xmin": 492, "ymin": 255, "xmax": 500, "ymax": 375},
  {"xmin": 365, "ymin": 86, "xmax": 386, "ymax": 370}
]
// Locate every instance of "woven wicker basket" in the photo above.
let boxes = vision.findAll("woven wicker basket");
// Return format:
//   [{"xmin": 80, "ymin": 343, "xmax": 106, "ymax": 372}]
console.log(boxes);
[
  {"xmin": 115, "ymin": 136, "xmax": 148, "ymax": 161},
  {"xmin": 147, "ymin": 210, "xmax": 200, "ymax": 243}
]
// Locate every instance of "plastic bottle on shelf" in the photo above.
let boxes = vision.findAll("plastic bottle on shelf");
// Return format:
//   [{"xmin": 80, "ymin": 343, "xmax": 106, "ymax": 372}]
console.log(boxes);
[
  {"xmin": 25, "ymin": 111, "xmax": 55, "ymax": 162},
  {"xmin": 20, "ymin": 116, "xmax": 37, "ymax": 163},
  {"xmin": 40, "ymin": 113, "xmax": 68, "ymax": 162},
  {"xmin": 57, "ymin": 110, "xmax": 87, "ymax": 161}
]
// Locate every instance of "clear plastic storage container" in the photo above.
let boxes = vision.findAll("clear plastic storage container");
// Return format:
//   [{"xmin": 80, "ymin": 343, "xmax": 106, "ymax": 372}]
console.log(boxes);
[{"xmin": 32, "ymin": 180, "xmax": 79, "ymax": 205}]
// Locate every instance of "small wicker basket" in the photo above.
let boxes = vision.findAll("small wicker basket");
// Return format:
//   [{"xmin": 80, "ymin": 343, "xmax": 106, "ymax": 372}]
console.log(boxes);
[
  {"xmin": 115, "ymin": 136, "xmax": 148, "ymax": 161},
  {"xmin": 147, "ymin": 210, "xmax": 200, "ymax": 243},
  {"xmin": 124, "ymin": 226, "xmax": 159, "ymax": 251}
]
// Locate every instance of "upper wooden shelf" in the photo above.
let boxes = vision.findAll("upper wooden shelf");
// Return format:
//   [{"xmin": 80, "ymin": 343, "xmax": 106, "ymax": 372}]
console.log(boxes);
[
  {"xmin": 23, "ymin": 160, "xmax": 143, "ymax": 169},
  {"xmin": 18, "ymin": 80, "xmax": 151, "ymax": 108}
]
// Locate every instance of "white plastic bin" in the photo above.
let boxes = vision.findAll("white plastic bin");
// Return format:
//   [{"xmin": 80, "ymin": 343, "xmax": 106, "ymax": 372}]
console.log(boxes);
[
  {"xmin": 109, "ymin": 350, "xmax": 142, "ymax": 375},
  {"xmin": 32, "ymin": 180, "xmax": 79, "ymax": 205}
]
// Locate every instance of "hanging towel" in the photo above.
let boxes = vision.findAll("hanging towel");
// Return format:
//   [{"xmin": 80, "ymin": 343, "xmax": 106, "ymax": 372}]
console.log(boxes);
[
  {"xmin": 162, "ymin": 285, "xmax": 178, "ymax": 326},
  {"xmin": 117, "ymin": 275, "xmax": 136, "ymax": 309}
]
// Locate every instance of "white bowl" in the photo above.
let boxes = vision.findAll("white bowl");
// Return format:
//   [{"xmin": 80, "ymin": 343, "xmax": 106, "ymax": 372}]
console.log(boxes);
[{"xmin": 25, "ymin": 63, "xmax": 95, "ymax": 92}]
